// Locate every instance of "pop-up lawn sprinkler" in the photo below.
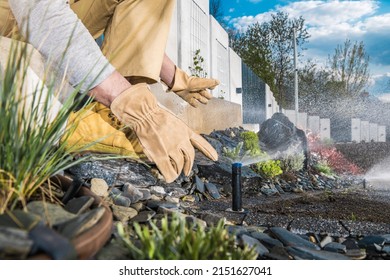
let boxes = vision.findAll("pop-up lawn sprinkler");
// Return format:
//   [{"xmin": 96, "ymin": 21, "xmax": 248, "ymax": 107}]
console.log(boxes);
[{"xmin": 226, "ymin": 162, "xmax": 247, "ymax": 215}]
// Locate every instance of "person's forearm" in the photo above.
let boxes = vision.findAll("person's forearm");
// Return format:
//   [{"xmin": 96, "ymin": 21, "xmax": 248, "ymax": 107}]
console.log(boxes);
[
  {"xmin": 160, "ymin": 53, "xmax": 176, "ymax": 88},
  {"xmin": 8, "ymin": 0, "xmax": 115, "ymax": 93}
]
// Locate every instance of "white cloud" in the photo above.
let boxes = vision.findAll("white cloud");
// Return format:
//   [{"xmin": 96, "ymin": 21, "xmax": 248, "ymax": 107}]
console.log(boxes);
[{"xmin": 228, "ymin": 0, "xmax": 390, "ymax": 88}]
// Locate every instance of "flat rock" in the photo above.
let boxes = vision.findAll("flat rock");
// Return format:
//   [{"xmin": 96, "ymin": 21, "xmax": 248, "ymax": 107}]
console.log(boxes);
[
  {"xmin": 240, "ymin": 234, "xmax": 269, "ymax": 256},
  {"xmin": 130, "ymin": 211, "xmax": 156, "ymax": 223},
  {"xmin": 205, "ymin": 182, "xmax": 221, "ymax": 199},
  {"xmin": 269, "ymin": 227, "xmax": 320, "ymax": 250},
  {"xmin": 323, "ymin": 242, "xmax": 347, "ymax": 254},
  {"xmin": 0, "ymin": 210, "xmax": 41, "ymax": 230},
  {"xmin": 194, "ymin": 176, "xmax": 205, "ymax": 193},
  {"xmin": 68, "ymin": 158, "xmax": 157, "ymax": 187},
  {"xmin": 90, "ymin": 178, "xmax": 109, "ymax": 197},
  {"xmin": 111, "ymin": 205, "xmax": 138, "ymax": 223},
  {"xmin": 27, "ymin": 201, "xmax": 76, "ymax": 226},
  {"xmin": 287, "ymin": 246, "xmax": 350, "ymax": 260},
  {"xmin": 250, "ymin": 232, "xmax": 284, "ymax": 249},
  {"xmin": 122, "ymin": 183, "xmax": 143, "ymax": 203},
  {"xmin": 64, "ymin": 196, "xmax": 94, "ymax": 215},
  {"xmin": 0, "ymin": 226, "xmax": 33, "ymax": 259}
]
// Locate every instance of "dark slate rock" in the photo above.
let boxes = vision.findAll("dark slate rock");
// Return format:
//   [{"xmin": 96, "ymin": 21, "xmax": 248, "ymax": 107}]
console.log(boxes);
[
  {"xmin": 0, "ymin": 226, "xmax": 33, "ymax": 259},
  {"xmin": 146, "ymin": 200, "xmax": 179, "ymax": 210},
  {"xmin": 226, "ymin": 225, "xmax": 248, "ymax": 237},
  {"xmin": 130, "ymin": 210, "xmax": 156, "ymax": 223},
  {"xmin": 122, "ymin": 183, "xmax": 143, "ymax": 203},
  {"xmin": 68, "ymin": 158, "xmax": 157, "ymax": 187},
  {"xmin": 323, "ymin": 242, "xmax": 347, "ymax": 254},
  {"xmin": 205, "ymin": 182, "xmax": 221, "ymax": 199},
  {"xmin": 27, "ymin": 201, "xmax": 76, "ymax": 226},
  {"xmin": 0, "ymin": 210, "xmax": 41, "ymax": 230},
  {"xmin": 265, "ymin": 246, "xmax": 292, "ymax": 260},
  {"xmin": 113, "ymin": 195, "xmax": 131, "ymax": 207},
  {"xmin": 358, "ymin": 236, "xmax": 386, "ymax": 248},
  {"xmin": 382, "ymin": 245, "xmax": 390, "ymax": 255},
  {"xmin": 64, "ymin": 196, "xmax": 94, "ymax": 215},
  {"xmin": 287, "ymin": 246, "xmax": 350, "ymax": 260},
  {"xmin": 269, "ymin": 227, "xmax": 320, "ymax": 250},
  {"xmin": 195, "ymin": 175, "xmax": 205, "ymax": 193},
  {"xmin": 240, "ymin": 234, "xmax": 269, "ymax": 257},
  {"xmin": 250, "ymin": 232, "xmax": 283, "ymax": 249},
  {"xmin": 342, "ymin": 238, "xmax": 360, "ymax": 250}
]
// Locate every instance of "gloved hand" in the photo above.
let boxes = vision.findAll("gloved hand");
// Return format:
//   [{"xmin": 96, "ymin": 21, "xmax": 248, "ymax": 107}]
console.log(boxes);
[
  {"xmin": 61, "ymin": 103, "xmax": 144, "ymax": 159},
  {"xmin": 111, "ymin": 83, "xmax": 218, "ymax": 183},
  {"xmin": 170, "ymin": 67, "xmax": 220, "ymax": 107}
]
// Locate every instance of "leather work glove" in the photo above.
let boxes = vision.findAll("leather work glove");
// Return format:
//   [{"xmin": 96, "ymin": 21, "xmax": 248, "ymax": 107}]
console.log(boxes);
[
  {"xmin": 61, "ymin": 103, "xmax": 145, "ymax": 159},
  {"xmin": 170, "ymin": 67, "xmax": 220, "ymax": 107},
  {"xmin": 110, "ymin": 83, "xmax": 218, "ymax": 183}
]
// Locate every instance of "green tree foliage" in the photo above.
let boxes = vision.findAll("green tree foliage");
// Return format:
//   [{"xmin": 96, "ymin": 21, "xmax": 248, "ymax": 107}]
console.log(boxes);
[
  {"xmin": 328, "ymin": 39, "xmax": 370, "ymax": 97},
  {"xmin": 231, "ymin": 12, "xmax": 310, "ymax": 108}
]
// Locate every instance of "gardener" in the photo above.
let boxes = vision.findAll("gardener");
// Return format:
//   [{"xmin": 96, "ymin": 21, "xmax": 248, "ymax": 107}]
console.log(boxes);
[{"xmin": 0, "ymin": 0, "xmax": 219, "ymax": 183}]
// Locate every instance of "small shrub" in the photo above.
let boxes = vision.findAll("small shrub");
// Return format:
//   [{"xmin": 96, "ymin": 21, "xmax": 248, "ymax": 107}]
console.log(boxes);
[
  {"xmin": 255, "ymin": 159, "xmax": 283, "ymax": 178},
  {"xmin": 314, "ymin": 160, "xmax": 334, "ymax": 176},
  {"xmin": 222, "ymin": 142, "xmax": 244, "ymax": 162},
  {"xmin": 117, "ymin": 214, "xmax": 258, "ymax": 260},
  {"xmin": 280, "ymin": 152, "xmax": 305, "ymax": 173},
  {"xmin": 240, "ymin": 131, "xmax": 261, "ymax": 156}
]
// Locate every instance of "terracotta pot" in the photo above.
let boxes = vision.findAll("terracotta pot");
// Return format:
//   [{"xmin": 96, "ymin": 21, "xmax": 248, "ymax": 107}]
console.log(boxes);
[{"xmin": 29, "ymin": 176, "xmax": 113, "ymax": 260}]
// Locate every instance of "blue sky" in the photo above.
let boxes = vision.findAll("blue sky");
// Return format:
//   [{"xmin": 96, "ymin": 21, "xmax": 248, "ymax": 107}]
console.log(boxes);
[{"xmin": 221, "ymin": 0, "xmax": 390, "ymax": 98}]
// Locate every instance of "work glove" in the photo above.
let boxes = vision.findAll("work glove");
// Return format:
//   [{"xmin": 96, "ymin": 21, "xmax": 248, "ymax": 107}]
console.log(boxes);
[
  {"xmin": 170, "ymin": 67, "xmax": 220, "ymax": 107},
  {"xmin": 110, "ymin": 83, "xmax": 218, "ymax": 183},
  {"xmin": 61, "ymin": 103, "xmax": 144, "ymax": 159}
]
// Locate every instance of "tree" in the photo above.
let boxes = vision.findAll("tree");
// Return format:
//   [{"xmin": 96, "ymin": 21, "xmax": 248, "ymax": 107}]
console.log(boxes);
[
  {"xmin": 231, "ymin": 11, "xmax": 310, "ymax": 108},
  {"xmin": 328, "ymin": 39, "xmax": 370, "ymax": 97},
  {"xmin": 209, "ymin": 0, "xmax": 226, "ymax": 27}
]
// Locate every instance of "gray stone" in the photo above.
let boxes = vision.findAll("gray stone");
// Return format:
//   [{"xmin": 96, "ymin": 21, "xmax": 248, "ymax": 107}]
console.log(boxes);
[
  {"xmin": 109, "ymin": 187, "xmax": 122, "ymax": 196},
  {"xmin": 150, "ymin": 186, "xmax": 166, "ymax": 197},
  {"xmin": 200, "ymin": 213, "xmax": 226, "ymax": 226},
  {"xmin": 250, "ymin": 232, "xmax": 283, "ymax": 249},
  {"xmin": 0, "ymin": 210, "xmax": 41, "ymax": 230},
  {"xmin": 64, "ymin": 196, "xmax": 94, "ymax": 215},
  {"xmin": 320, "ymin": 235, "xmax": 333, "ymax": 248},
  {"xmin": 27, "ymin": 201, "xmax": 76, "ymax": 226},
  {"xmin": 287, "ymin": 246, "xmax": 350, "ymax": 260},
  {"xmin": 166, "ymin": 187, "xmax": 187, "ymax": 198},
  {"xmin": 68, "ymin": 158, "xmax": 157, "ymax": 186},
  {"xmin": 226, "ymin": 225, "xmax": 248, "ymax": 237},
  {"xmin": 195, "ymin": 176, "xmax": 205, "ymax": 193},
  {"xmin": 382, "ymin": 245, "xmax": 390, "ymax": 254},
  {"xmin": 358, "ymin": 235, "xmax": 386, "ymax": 248},
  {"xmin": 90, "ymin": 178, "xmax": 109, "ymax": 197},
  {"xmin": 57, "ymin": 207, "xmax": 105, "ymax": 238},
  {"xmin": 269, "ymin": 227, "xmax": 320, "ymax": 250},
  {"xmin": 342, "ymin": 238, "xmax": 360, "ymax": 250},
  {"xmin": 0, "ymin": 226, "xmax": 33, "ymax": 259},
  {"xmin": 205, "ymin": 182, "xmax": 221, "ymax": 199},
  {"xmin": 113, "ymin": 195, "xmax": 131, "ymax": 207},
  {"xmin": 266, "ymin": 246, "xmax": 292, "ymax": 260},
  {"xmin": 260, "ymin": 185, "xmax": 279, "ymax": 196},
  {"xmin": 138, "ymin": 188, "xmax": 152, "ymax": 201},
  {"xmin": 241, "ymin": 234, "xmax": 269, "ymax": 256},
  {"xmin": 147, "ymin": 200, "xmax": 179, "ymax": 210},
  {"xmin": 165, "ymin": 196, "xmax": 180, "ymax": 204},
  {"xmin": 323, "ymin": 242, "xmax": 347, "ymax": 254},
  {"xmin": 130, "ymin": 210, "xmax": 156, "ymax": 223},
  {"xmin": 112, "ymin": 205, "xmax": 138, "ymax": 223},
  {"xmin": 122, "ymin": 183, "xmax": 143, "ymax": 203},
  {"xmin": 130, "ymin": 202, "xmax": 145, "ymax": 212}
]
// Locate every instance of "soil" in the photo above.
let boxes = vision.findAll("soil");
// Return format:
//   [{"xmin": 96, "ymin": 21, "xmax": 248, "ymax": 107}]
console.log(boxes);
[{"xmin": 194, "ymin": 185, "xmax": 390, "ymax": 236}]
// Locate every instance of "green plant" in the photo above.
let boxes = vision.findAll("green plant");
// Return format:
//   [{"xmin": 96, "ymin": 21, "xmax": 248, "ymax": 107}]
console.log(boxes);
[
  {"xmin": 280, "ymin": 151, "xmax": 305, "ymax": 173},
  {"xmin": 222, "ymin": 142, "xmax": 244, "ymax": 162},
  {"xmin": 117, "ymin": 214, "xmax": 258, "ymax": 260},
  {"xmin": 240, "ymin": 131, "xmax": 261, "ymax": 156},
  {"xmin": 189, "ymin": 49, "xmax": 207, "ymax": 78},
  {"xmin": 0, "ymin": 39, "xmax": 94, "ymax": 213},
  {"xmin": 255, "ymin": 159, "xmax": 283, "ymax": 178},
  {"xmin": 314, "ymin": 160, "xmax": 334, "ymax": 176}
]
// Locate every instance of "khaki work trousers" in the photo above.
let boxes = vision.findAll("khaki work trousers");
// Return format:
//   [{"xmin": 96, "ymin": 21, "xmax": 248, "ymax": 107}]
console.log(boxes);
[{"xmin": 0, "ymin": 0, "xmax": 175, "ymax": 81}]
